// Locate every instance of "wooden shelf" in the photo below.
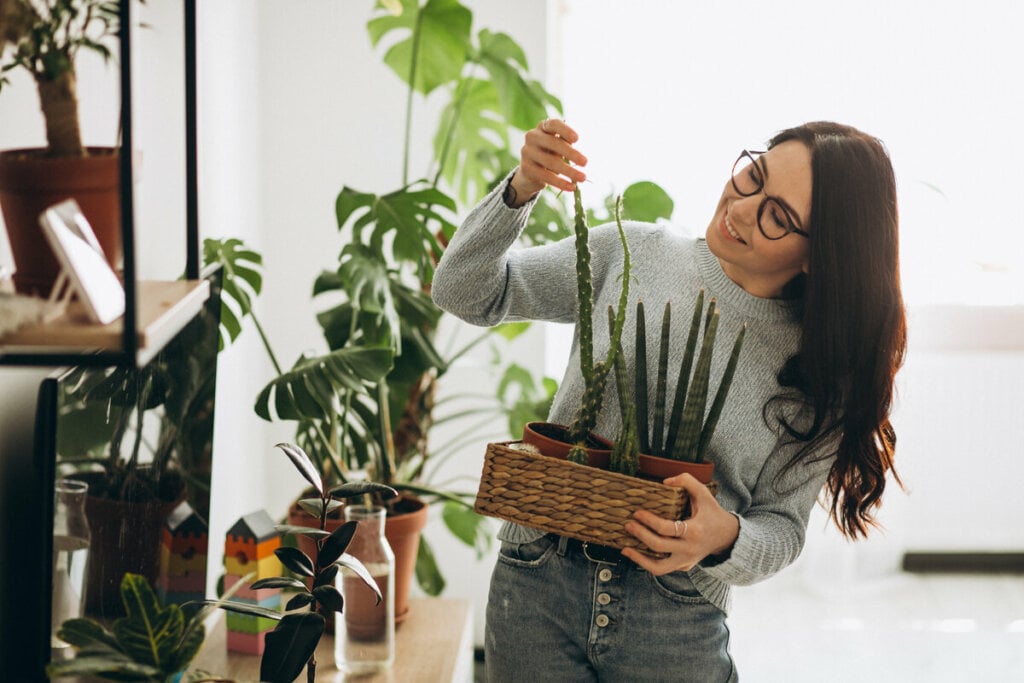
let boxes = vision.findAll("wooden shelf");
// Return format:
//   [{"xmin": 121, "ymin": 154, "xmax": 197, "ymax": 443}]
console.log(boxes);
[{"xmin": 0, "ymin": 279, "xmax": 210, "ymax": 363}]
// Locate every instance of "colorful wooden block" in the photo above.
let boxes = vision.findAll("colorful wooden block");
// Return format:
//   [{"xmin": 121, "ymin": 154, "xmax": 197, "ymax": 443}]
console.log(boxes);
[
  {"xmin": 224, "ymin": 573, "xmax": 283, "ymax": 608},
  {"xmin": 224, "ymin": 510, "xmax": 282, "ymax": 579},
  {"xmin": 157, "ymin": 572, "xmax": 206, "ymax": 594},
  {"xmin": 160, "ymin": 543, "xmax": 207, "ymax": 575},
  {"xmin": 226, "ymin": 629, "xmax": 269, "ymax": 655}
]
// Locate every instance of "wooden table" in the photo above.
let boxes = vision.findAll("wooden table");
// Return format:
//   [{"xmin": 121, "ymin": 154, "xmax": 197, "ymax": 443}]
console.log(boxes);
[{"xmin": 190, "ymin": 598, "xmax": 474, "ymax": 683}]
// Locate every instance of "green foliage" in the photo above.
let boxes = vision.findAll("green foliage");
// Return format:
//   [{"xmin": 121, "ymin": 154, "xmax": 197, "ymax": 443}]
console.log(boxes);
[
  {"xmin": 566, "ymin": 191, "xmax": 631, "ymax": 464},
  {"xmin": 618, "ymin": 291, "xmax": 747, "ymax": 465},
  {"xmin": 46, "ymin": 573, "xmax": 213, "ymax": 682}
]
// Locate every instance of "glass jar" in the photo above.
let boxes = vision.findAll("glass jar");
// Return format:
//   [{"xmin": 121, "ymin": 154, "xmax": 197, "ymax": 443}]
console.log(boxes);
[
  {"xmin": 335, "ymin": 505, "xmax": 395, "ymax": 674},
  {"xmin": 51, "ymin": 478, "xmax": 91, "ymax": 651}
]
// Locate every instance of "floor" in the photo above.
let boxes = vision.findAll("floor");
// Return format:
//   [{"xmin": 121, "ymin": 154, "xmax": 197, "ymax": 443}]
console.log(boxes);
[{"xmin": 473, "ymin": 571, "xmax": 1024, "ymax": 682}]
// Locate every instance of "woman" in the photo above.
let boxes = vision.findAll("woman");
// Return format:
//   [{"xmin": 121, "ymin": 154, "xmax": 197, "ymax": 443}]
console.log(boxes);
[{"xmin": 431, "ymin": 119, "xmax": 906, "ymax": 682}]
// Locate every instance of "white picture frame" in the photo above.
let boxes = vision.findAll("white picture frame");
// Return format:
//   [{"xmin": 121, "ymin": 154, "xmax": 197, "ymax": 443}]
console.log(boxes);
[{"xmin": 38, "ymin": 199, "xmax": 125, "ymax": 325}]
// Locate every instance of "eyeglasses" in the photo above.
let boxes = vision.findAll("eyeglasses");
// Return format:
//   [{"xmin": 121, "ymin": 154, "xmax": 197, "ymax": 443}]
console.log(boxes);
[{"xmin": 730, "ymin": 150, "xmax": 809, "ymax": 240}]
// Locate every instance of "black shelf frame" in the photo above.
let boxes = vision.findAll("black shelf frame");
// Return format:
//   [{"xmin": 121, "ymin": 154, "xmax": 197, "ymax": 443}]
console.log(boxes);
[{"xmin": 0, "ymin": 0, "xmax": 201, "ymax": 369}]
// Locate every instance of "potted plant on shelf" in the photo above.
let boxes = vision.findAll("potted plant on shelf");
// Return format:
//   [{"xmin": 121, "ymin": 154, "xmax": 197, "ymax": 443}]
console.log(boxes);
[
  {"xmin": 0, "ymin": 0, "xmax": 132, "ymax": 295},
  {"xmin": 475, "ymin": 188, "xmax": 747, "ymax": 557}
]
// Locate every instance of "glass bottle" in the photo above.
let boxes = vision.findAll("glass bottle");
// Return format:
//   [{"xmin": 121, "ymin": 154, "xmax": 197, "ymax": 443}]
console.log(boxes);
[
  {"xmin": 335, "ymin": 505, "xmax": 395, "ymax": 674},
  {"xmin": 51, "ymin": 478, "xmax": 91, "ymax": 651}
]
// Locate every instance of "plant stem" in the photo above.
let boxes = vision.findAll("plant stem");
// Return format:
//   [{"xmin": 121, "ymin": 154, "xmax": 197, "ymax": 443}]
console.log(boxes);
[
  {"xmin": 432, "ymin": 73, "xmax": 472, "ymax": 188},
  {"xmin": 402, "ymin": 6, "xmax": 426, "ymax": 185}
]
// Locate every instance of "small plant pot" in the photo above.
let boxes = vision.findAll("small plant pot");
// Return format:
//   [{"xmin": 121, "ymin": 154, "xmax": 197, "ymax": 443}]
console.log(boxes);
[
  {"xmin": 637, "ymin": 454, "xmax": 715, "ymax": 484},
  {"xmin": 0, "ymin": 147, "xmax": 121, "ymax": 296},
  {"xmin": 521, "ymin": 421, "xmax": 612, "ymax": 469}
]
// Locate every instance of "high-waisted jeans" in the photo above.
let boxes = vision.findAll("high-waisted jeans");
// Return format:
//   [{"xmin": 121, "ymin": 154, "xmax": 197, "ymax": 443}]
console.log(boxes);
[{"xmin": 485, "ymin": 534, "xmax": 738, "ymax": 682}]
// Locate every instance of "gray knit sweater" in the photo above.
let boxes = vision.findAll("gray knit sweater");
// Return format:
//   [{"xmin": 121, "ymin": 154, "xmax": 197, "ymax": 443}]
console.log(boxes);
[{"xmin": 432, "ymin": 174, "xmax": 834, "ymax": 614}]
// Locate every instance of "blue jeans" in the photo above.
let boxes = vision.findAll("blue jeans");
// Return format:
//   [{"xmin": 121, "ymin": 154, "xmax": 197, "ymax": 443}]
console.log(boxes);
[{"xmin": 485, "ymin": 535, "xmax": 738, "ymax": 683}]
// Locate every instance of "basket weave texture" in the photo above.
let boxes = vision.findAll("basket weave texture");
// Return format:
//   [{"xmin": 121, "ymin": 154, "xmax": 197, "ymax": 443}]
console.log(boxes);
[{"xmin": 475, "ymin": 441, "xmax": 703, "ymax": 556}]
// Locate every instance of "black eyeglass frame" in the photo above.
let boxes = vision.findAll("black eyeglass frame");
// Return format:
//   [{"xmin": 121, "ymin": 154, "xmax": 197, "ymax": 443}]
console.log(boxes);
[{"xmin": 730, "ymin": 150, "xmax": 810, "ymax": 240}]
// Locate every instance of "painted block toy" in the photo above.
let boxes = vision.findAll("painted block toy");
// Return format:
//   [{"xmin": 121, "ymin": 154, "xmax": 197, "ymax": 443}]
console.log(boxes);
[
  {"xmin": 223, "ymin": 509, "xmax": 282, "ymax": 655},
  {"xmin": 157, "ymin": 501, "xmax": 208, "ymax": 606}
]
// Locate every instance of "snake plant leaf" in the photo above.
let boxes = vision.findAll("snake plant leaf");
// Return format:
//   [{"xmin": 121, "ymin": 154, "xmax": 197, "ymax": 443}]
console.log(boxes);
[
  {"xmin": 254, "ymin": 347, "xmax": 394, "ymax": 422},
  {"xmin": 275, "ymin": 442, "xmax": 324, "ymax": 497},
  {"xmin": 260, "ymin": 612, "xmax": 325, "ymax": 683},
  {"xmin": 367, "ymin": 0, "xmax": 472, "ymax": 96},
  {"xmin": 112, "ymin": 574, "xmax": 185, "ymax": 669}
]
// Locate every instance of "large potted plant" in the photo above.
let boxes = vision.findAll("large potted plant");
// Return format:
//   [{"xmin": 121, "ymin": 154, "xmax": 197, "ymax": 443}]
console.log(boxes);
[
  {"xmin": 0, "ymin": 0, "xmax": 130, "ymax": 295},
  {"xmin": 210, "ymin": 0, "xmax": 568, "ymax": 620}
]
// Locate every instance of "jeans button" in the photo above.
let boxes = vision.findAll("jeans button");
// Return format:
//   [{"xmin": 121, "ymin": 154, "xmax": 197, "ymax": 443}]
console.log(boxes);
[
  {"xmin": 595, "ymin": 614, "xmax": 610, "ymax": 628},
  {"xmin": 597, "ymin": 592, "xmax": 611, "ymax": 605},
  {"xmin": 598, "ymin": 568, "xmax": 612, "ymax": 582}
]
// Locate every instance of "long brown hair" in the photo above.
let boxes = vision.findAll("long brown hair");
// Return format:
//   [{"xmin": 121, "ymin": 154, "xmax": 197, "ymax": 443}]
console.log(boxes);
[{"xmin": 768, "ymin": 121, "xmax": 906, "ymax": 539}]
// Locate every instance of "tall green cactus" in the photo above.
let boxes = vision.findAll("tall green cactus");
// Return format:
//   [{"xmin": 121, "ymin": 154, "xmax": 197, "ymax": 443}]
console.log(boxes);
[
  {"xmin": 566, "ymin": 189, "xmax": 631, "ymax": 464},
  {"xmin": 614, "ymin": 290, "xmax": 746, "ymax": 468}
]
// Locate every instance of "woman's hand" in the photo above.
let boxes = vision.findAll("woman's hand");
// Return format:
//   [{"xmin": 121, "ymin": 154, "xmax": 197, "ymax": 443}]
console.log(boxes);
[
  {"xmin": 621, "ymin": 473, "xmax": 740, "ymax": 575},
  {"xmin": 508, "ymin": 118, "xmax": 588, "ymax": 206}
]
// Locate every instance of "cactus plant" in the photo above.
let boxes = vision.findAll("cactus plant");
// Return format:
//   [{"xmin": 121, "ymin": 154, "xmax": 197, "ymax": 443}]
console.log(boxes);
[
  {"xmin": 609, "ymin": 290, "xmax": 746, "ymax": 474},
  {"xmin": 564, "ymin": 189, "xmax": 632, "ymax": 465}
]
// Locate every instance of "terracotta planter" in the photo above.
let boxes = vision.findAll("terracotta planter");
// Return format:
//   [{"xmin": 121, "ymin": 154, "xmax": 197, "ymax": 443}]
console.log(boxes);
[
  {"xmin": 80, "ymin": 476, "xmax": 185, "ymax": 617},
  {"xmin": 521, "ymin": 421, "xmax": 613, "ymax": 469},
  {"xmin": 0, "ymin": 147, "xmax": 121, "ymax": 296},
  {"xmin": 286, "ymin": 492, "xmax": 428, "ymax": 625},
  {"xmin": 637, "ymin": 453, "xmax": 716, "ymax": 484}
]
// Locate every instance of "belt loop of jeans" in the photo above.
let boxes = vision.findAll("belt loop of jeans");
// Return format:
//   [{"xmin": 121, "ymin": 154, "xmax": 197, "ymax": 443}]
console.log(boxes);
[{"xmin": 555, "ymin": 534, "xmax": 570, "ymax": 557}]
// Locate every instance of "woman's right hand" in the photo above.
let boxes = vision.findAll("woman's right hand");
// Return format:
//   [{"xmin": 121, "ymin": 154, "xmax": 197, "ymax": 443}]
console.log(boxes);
[{"xmin": 510, "ymin": 118, "xmax": 588, "ymax": 203}]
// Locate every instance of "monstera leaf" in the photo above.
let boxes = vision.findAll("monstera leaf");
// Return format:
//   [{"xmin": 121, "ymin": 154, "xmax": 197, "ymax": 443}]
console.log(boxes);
[
  {"xmin": 475, "ymin": 29, "xmax": 561, "ymax": 131},
  {"xmin": 367, "ymin": 0, "xmax": 472, "ymax": 95},
  {"xmin": 255, "ymin": 347, "xmax": 394, "ymax": 422},
  {"xmin": 203, "ymin": 237, "xmax": 264, "ymax": 350}
]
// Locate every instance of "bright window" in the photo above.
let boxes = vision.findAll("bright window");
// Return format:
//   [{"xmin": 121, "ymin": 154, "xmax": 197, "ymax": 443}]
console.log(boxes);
[{"xmin": 549, "ymin": 0, "xmax": 1024, "ymax": 307}]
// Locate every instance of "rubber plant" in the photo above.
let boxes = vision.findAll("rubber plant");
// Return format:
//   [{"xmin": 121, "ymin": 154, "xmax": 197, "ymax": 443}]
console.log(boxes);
[{"xmin": 210, "ymin": 443, "xmax": 398, "ymax": 683}]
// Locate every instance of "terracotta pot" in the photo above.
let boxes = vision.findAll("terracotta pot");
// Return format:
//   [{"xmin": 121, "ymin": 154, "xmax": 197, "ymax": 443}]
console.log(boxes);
[
  {"xmin": 637, "ymin": 453, "xmax": 715, "ymax": 484},
  {"xmin": 0, "ymin": 147, "xmax": 121, "ymax": 296},
  {"xmin": 286, "ymin": 492, "xmax": 428, "ymax": 625},
  {"xmin": 80, "ymin": 478, "xmax": 185, "ymax": 617},
  {"xmin": 521, "ymin": 422, "xmax": 612, "ymax": 469}
]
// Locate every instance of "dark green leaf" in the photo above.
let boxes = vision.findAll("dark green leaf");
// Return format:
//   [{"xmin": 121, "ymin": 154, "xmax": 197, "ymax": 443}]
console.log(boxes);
[
  {"xmin": 113, "ymin": 574, "xmax": 184, "ymax": 669},
  {"xmin": 260, "ymin": 613, "xmax": 325, "ymax": 683},
  {"xmin": 250, "ymin": 576, "xmax": 309, "ymax": 592},
  {"xmin": 285, "ymin": 593, "xmax": 315, "ymax": 611},
  {"xmin": 275, "ymin": 546, "xmax": 315, "ymax": 578},
  {"xmin": 214, "ymin": 600, "xmax": 284, "ymax": 621},
  {"xmin": 275, "ymin": 443, "xmax": 324, "ymax": 497},
  {"xmin": 312, "ymin": 584, "xmax": 344, "ymax": 613},
  {"xmin": 334, "ymin": 553, "xmax": 384, "ymax": 604},
  {"xmin": 47, "ymin": 654, "xmax": 162, "ymax": 680},
  {"xmin": 319, "ymin": 520, "xmax": 358, "ymax": 568},
  {"xmin": 314, "ymin": 563, "xmax": 339, "ymax": 588},
  {"xmin": 297, "ymin": 497, "xmax": 344, "ymax": 520},
  {"xmin": 54, "ymin": 618, "xmax": 122, "ymax": 653},
  {"xmin": 274, "ymin": 524, "xmax": 331, "ymax": 539},
  {"xmin": 414, "ymin": 536, "xmax": 445, "ymax": 596},
  {"xmin": 328, "ymin": 481, "xmax": 399, "ymax": 501}
]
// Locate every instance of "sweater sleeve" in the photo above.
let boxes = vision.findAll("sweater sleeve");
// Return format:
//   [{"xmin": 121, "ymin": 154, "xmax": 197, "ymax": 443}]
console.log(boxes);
[
  {"xmin": 694, "ymin": 431, "xmax": 834, "ymax": 591},
  {"xmin": 431, "ymin": 171, "xmax": 581, "ymax": 326}
]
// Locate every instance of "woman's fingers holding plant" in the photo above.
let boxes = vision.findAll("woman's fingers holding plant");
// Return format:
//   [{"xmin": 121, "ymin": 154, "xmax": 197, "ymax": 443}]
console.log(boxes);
[{"xmin": 516, "ymin": 118, "xmax": 587, "ymax": 195}]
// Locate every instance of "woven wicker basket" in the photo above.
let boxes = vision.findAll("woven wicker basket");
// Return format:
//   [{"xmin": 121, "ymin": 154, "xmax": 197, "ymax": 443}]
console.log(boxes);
[{"xmin": 475, "ymin": 440, "xmax": 711, "ymax": 557}]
